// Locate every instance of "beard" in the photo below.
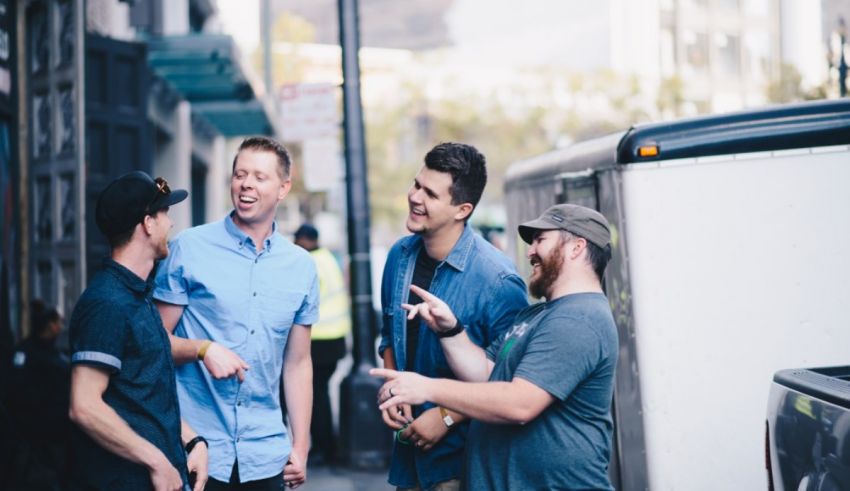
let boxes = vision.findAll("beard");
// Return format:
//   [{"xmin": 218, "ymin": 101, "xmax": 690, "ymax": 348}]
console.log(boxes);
[
  {"xmin": 154, "ymin": 235, "xmax": 169, "ymax": 260},
  {"xmin": 528, "ymin": 241, "xmax": 565, "ymax": 299}
]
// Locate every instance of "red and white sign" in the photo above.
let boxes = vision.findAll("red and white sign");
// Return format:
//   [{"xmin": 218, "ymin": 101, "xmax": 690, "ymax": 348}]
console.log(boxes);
[{"xmin": 278, "ymin": 83, "xmax": 339, "ymax": 142}]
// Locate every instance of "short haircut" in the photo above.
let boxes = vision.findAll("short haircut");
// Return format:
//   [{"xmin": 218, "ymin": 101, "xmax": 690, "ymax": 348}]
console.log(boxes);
[
  {"xmin": 424, "ymin": 143, "xmax": 487, "ymax": 210},
  {"xmin": 107, "ymin": 226, "xmax": 135, "ymax": 249},
  {"xmin": 586, "ymin": 241, "xmax": 612, "ymax": 282},
  {"xmin": 233, "ymin": 136, "xmax": 292, "ymax": 178},
  {"xmin": 559, "ymin": 230, "xmax": 611, "ymax": 282}
]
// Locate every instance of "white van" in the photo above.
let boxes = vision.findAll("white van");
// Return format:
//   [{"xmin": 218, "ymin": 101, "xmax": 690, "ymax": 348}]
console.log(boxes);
[{"xmin": 503, "ymin": 99, "xmax": 850, "ymax": 490}]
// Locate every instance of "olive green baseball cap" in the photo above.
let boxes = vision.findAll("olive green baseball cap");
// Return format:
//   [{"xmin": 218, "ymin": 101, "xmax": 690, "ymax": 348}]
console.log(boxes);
[{"xmin": 518, "ymin": 204, "xmax": 611, "ymax": 248}]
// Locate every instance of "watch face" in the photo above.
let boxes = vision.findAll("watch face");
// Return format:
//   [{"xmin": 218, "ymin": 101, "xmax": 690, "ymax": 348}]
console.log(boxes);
[{"xmin": 443, "ymin": 414, "xmax": 455, "ymax": 427}]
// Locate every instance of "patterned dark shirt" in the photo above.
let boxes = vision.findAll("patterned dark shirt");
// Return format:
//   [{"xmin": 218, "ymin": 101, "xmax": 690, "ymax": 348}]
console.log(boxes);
[{"xmin": 68, "ymin": 259, "xmax": 187, "ymax": 490}]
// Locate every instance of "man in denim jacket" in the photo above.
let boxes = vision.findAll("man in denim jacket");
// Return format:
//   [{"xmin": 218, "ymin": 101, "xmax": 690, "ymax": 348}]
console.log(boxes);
[{"xmin": 378, "ymin": 143, "xmax": 528, "ymax": 491}]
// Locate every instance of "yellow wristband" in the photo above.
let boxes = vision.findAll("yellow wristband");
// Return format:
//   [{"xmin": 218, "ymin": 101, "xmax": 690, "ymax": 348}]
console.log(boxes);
[{"xmin": 197, "ymin": 340, "xmax": 212, "ymax": 361}]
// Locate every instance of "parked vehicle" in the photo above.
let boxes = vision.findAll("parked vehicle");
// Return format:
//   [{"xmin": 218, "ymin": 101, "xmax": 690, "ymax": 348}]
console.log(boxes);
[
  {"xmin": 503, "ymin": 99, "xmax": 850, "ymax": 490},
  {"xmin": 767, "ymin": 367, "xmax": 850, "ymax": 491}
]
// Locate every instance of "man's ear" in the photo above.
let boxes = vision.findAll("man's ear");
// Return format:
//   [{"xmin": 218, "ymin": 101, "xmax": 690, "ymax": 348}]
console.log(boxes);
[
  {"xmin": 278, "ymin": 178, "xmax": 292, "ymax": 201},
  {"xmin": 140, "ymin": 214, "xmax": 155, "ymax": 237},
  {"xmin": 568, "ymin": 236, "xmax": 587, "ymax": 260},
  {"xmin": 454, "ymin": 203, "xmax": 474, "ymax": 222}
]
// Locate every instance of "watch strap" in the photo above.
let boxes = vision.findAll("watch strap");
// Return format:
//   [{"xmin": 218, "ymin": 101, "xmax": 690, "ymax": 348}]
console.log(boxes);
[
  {"xmin": 185, "ymin": 435, "xmax": 208, "ymax": 454},
  {"xmin": 439, "ymin": 406, "xmax": 454, "ymax": 428},
  {"xmin": 437, "ymin": 321, "xmax": 464, "ymax": 339}
]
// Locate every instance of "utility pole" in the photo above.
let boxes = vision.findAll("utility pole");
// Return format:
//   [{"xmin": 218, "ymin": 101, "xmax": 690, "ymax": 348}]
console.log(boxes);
[
  {"xmin": 838, "ymin": 17, "xmax": 847, "ymax": 97},
  {"xmin": 337, "ymin": 0, "xmax": 391, "ymax": 469},
  {"xmin": 260, "ymin": 0, "xmax": 273, "ymax": 101}
]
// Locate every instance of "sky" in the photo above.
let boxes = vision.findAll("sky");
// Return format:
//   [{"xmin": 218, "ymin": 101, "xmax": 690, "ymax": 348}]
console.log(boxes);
[{"xmin": 216, "ymin": 0, "xmax": 612, "ymax": 71}]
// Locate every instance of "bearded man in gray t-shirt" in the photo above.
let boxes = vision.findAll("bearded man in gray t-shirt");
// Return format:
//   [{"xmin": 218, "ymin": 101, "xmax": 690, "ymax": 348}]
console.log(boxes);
[{"xmin": 371, "ymin": 204, "xmax": 618, "ymax": 491}]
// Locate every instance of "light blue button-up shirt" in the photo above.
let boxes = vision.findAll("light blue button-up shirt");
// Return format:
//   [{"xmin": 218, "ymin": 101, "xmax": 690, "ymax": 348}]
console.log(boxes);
[{"xmin": 153, "ymin": 214, "xmax": 319, "ymax": 483}]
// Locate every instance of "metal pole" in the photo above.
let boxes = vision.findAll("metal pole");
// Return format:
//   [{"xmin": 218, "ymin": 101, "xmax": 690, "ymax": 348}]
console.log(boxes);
[
  {"xmin": 260, "ymin": 0, "xmax": 273, "ymax": 100},
  {"xmin": 840, "ymin": 34, "xmax": 847, "ymax": 97},
  {"xmin": 337, "ymin": 0, "xmax": 391, "ymax": 469}
]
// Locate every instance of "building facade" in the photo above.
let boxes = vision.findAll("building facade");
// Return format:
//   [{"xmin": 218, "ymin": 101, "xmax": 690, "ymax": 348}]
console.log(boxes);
[{"xmin": 0, "ymin": 0, "xmax": 276, "ymax": 345}]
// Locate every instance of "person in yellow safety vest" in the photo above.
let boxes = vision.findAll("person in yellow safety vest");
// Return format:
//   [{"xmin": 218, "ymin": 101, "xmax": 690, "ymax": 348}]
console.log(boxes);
[{"xmin": 294, "ymin": 224, "xmax": 351, "ymax": 467}]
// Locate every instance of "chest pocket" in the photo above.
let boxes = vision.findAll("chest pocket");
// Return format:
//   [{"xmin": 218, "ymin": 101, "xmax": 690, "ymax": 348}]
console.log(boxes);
[{"xmin": 258, "ymin": 290, "xmax": 305, "ymax": 332}]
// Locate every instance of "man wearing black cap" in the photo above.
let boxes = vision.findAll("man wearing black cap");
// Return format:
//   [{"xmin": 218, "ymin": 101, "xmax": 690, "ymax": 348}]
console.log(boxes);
[
  {"xmin": 67, "ymin": 171, "xmax": 207, "ymax": 491},
  {"xmin": 371, "ymin": 204, "xmax": 619, "ymax": 491}
]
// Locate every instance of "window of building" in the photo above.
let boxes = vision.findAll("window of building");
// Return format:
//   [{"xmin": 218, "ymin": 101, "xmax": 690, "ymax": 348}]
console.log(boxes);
[
  {"xmin": 715, "ymin": 32, "xmax": 741, "ymax": 77},
  {"xmin": 660, "ymin": 29, "xmax": 676, "ymax": 77},
  {"xmin": 744, "ymin": 32, "xmax": 769, "ymax": 82},
  {"xmin": 717, "ymin": 0, "xmax": 740, "ymax": 12},
  {"xmin": 684, "ymin": 30, "xmax": 710, "ymax": 75},
  {"xmin": 743, "ymin": 0, "xmax": 770, "ymax": 16}
]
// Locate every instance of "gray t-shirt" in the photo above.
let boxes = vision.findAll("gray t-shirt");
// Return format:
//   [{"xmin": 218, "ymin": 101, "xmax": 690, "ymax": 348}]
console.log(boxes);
[{"xmin": 465, "ymin": 292, "xmax": 618, "ymax": 491}]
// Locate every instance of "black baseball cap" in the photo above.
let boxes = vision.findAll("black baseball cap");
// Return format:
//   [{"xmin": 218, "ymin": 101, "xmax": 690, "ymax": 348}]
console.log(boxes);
[
  {"xmin": 294, "ymin": 223, "xmax": 319, "ymax": 241},
  {"xmin": 518, "ymin": 204, "xmax": 611, "ymax": 248},
  {"xmin": 95, "ymin": 171, "xmax": 188, "ymax": 238}
]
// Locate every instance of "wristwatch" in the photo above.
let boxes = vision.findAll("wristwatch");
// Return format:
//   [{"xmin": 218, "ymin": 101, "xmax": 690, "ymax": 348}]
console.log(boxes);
[
  {"xmin": 439, "ymin": 406, "xmax": 454, "ymax": 428},
  {"xmin": 437, "ymin": 320, "xmax": 465, "ymax": 339}
]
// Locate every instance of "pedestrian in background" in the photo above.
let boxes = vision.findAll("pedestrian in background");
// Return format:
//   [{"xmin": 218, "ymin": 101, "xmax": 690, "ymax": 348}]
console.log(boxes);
[
  {"xmin": 155, "ymin": 136, "xmax": 319, "ymax": 490},
  {"xmin": 373, "ymin": 204, "xmax": 618, "ymax": 491},
  {"xmin": 5, "ymin": 300, "xmax": 70, "ymax": 490},
  {"xmin": 294, "ymin": 223, "xmax": 351, "ymax": 467},
  {"xmin": 378, "ymin": 142, "xmax": 528, "ymax": 491},
  {"xmin": 67, "ymin": 171, "xmax": 206, "ymax": 491}
]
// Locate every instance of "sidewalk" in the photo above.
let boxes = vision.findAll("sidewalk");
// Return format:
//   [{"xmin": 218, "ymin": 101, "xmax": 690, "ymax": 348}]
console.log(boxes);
[{"xmin": 301, "ymin": 464, "xmax": 393, "ymax": 491}]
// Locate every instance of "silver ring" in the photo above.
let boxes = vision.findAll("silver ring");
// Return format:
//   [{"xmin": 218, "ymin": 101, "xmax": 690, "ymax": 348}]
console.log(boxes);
[{"xmin": 389, "ymin": 387, "xmax": 395, "ymax": 397}]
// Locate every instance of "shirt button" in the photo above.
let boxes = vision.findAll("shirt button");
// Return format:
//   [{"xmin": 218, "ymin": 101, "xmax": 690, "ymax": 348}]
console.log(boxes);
[
  {"xmin": 253, "ymin": 292, "xmax": 257, "ymax": 297},
  {"xmin": 254, "ymin": 258, "xmax": 258, "ymax": 264},
  {"xmin": 250, "ymin": 329, "xmax": 255, "ymax": 335},
  {"xmin": 237, "ymin": 401, "xmax": 242, "ymax": 406}
]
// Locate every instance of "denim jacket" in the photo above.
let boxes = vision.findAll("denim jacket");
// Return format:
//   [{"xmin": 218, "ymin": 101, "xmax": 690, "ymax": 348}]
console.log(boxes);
[{"xmin": 379, "ymin": 225, "xmax": 528, "ymax": 488}]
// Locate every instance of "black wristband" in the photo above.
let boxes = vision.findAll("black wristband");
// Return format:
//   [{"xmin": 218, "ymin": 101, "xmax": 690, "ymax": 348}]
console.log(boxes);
[
  {"xmin": 437, "ymin": 320, "xmax": 465, "ymax": 338},
  {"xmin": 185, "ymin": 435, "xmax": 208, "ymax": 454}
]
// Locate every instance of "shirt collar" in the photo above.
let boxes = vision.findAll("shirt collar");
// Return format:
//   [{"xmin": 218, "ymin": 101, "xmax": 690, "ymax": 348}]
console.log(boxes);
[
  {"xmin": 403, "ymin": 225, "xmax": 475, "ymax": 272},
  {"xmin": 442, "ymin": 225, "xmax": 475, "ymax": 272},
  {"xmin": 103, "ymin": 258, "xmax": 151, "ymax": 296},
  {"xmin": 224, "ymin": 212, "xmax": 279, "ymax": 252}
]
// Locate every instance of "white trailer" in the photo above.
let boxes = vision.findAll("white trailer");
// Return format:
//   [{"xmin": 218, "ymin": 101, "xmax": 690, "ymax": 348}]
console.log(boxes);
[{"xmin": 503, "ymin": 100, "xmax": 850, "ymax": 490}]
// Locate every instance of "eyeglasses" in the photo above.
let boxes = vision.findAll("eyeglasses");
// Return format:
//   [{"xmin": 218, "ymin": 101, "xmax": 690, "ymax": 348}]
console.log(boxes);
[{"xmin": 144, "ymin": 177, "xmax": 171, "ymax": 215}]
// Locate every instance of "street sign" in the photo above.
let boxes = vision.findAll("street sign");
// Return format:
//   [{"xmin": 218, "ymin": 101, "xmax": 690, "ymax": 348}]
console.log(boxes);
[{"xmin": 278, "ymin": 83, "xmax": 339, "ymax": 142}]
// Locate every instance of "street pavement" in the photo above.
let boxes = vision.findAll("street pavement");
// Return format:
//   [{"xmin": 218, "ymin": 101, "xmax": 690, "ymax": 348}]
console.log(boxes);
[
  {"xmin": 302, "ymin": 353, "xmax": 393, "ymax": 490},
  {"xmin": 301, "ymin": 464, "xmax": 393, "ymax": 491}
]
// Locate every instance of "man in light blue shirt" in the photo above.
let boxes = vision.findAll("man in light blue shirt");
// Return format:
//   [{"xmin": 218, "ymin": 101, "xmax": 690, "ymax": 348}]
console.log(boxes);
[{"xmin": 154, "ymin": 137, "xmax": 318, "ymax": 490}]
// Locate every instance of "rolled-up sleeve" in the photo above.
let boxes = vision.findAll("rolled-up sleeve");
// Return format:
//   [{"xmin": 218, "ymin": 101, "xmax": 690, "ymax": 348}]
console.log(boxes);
[
  {"xmin": 70, "ymin": 300, "xmax": 126, "ymax": 373},
  {"xmin": 484, "ymin": 272, "xmax": 528, "ymax": 344}
]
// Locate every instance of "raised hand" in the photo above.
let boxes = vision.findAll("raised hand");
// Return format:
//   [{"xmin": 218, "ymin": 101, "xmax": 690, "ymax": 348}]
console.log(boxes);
[
  {"xmin": 402, "ymin": 285, "xmax": 458, "ymax": 334},
  {"xmin": 370, "ymin": 368, "xmax": 432, "ymax": 410}
]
